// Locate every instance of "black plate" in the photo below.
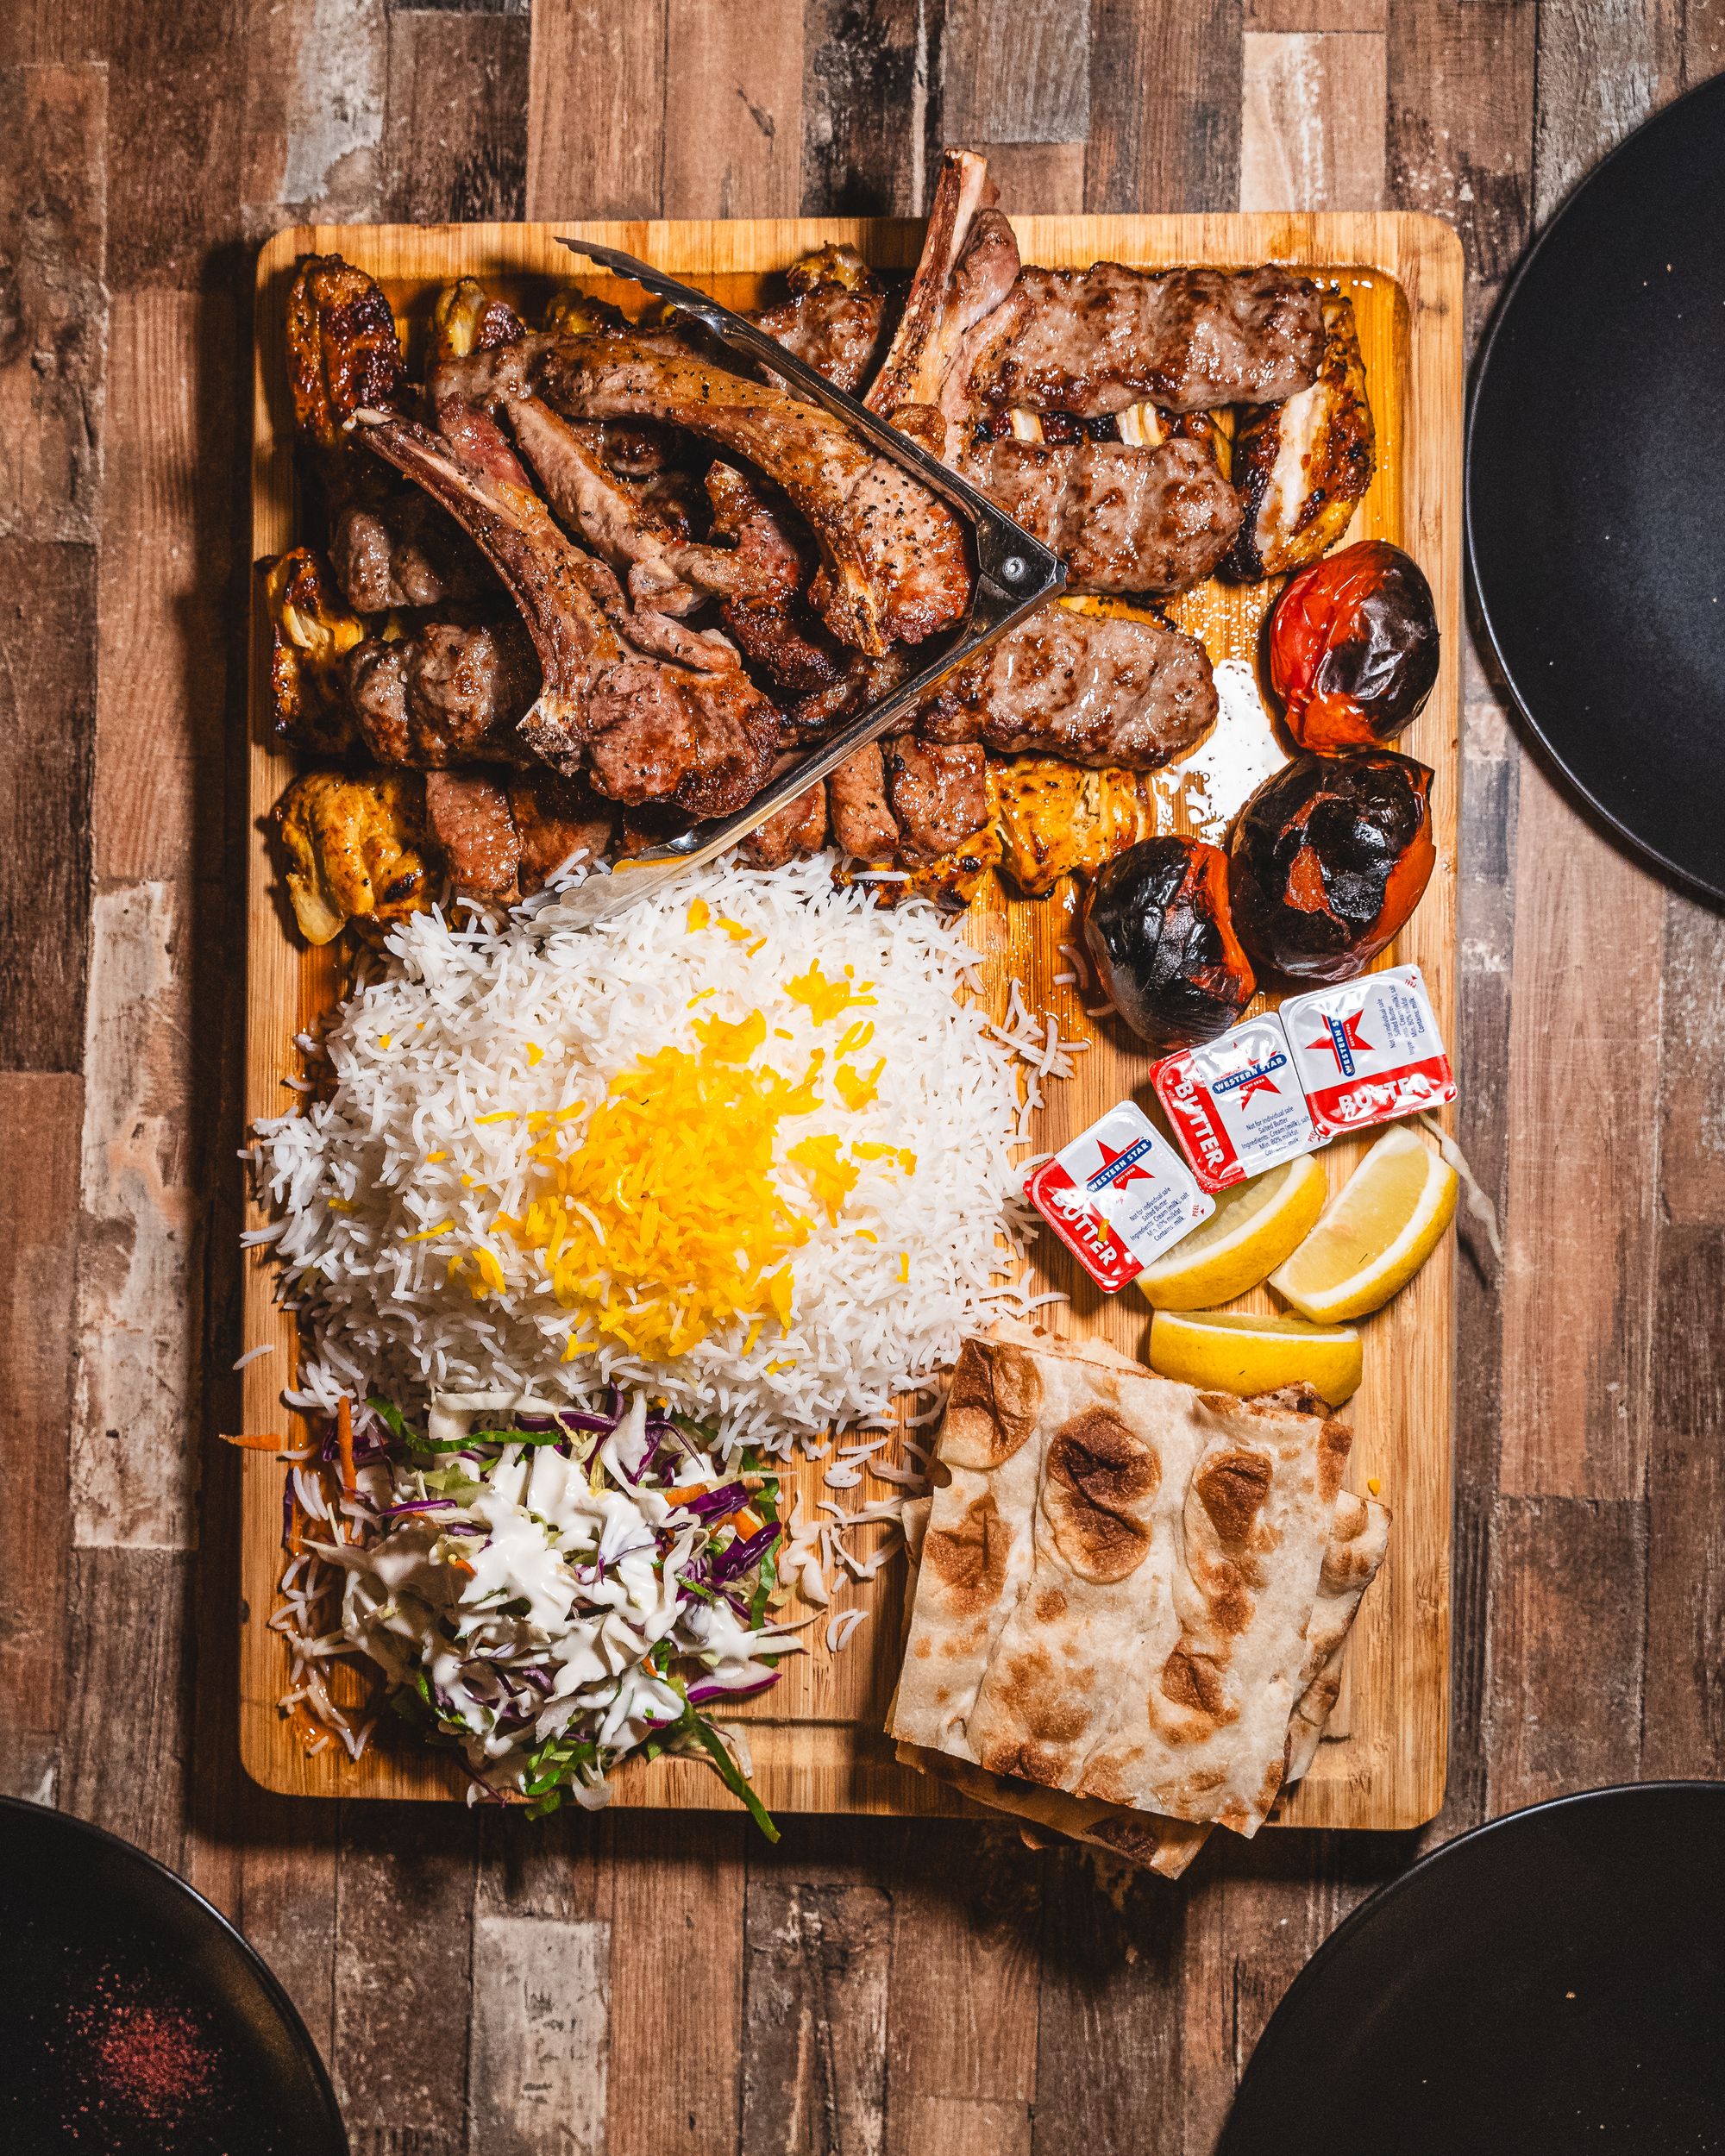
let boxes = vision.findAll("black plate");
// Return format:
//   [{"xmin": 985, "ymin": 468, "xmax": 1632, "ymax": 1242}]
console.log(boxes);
[
  {"xmin": 0, "ymin": 1797, "xmax": 347, "ymax": 2153},
  {"xmin": 1221, "ymin": 1783, "xmax": 1725, "ymax": 2154},
  {"xmin": 1468, "ymin": 74, "xmax": 1725, "ymax": 903}
]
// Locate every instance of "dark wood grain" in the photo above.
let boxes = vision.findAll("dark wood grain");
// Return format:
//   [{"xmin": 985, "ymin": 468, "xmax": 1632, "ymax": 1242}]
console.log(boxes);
[
  {"xmin": 741, "ymin": 1878, "xmax": 894, "ymax": 2153},
  {"xmin": 0, "ymin": 65, "xmax": 106, "ymax": 543},
  {"xmin": 334, "ymin": 1805, "xmax": 480, "ymax": 2154},
  {"xmin": 0, "ymin": 1073, "xmax": 81, "ymax": 1798},
  {"xmin": 0, "ymin": 539, "xmax": 97, "ymax": 1071},
  {"xmin": 942, "ymin": 0, "xmax": 1091, "ymax": 145},
  {"xmin": 384, "ymin": 6, "xmax": 531, "ymax": 222},
  {"xmin": 1085, "ymin": 0, "xmax": 1243, "ymax": 210},
  {"xmin": 15, "ymin": 3, "xmax": 1725, "ymax": 2152},
  {"xmin": 803, "ymin": 0, "xmax": 934, "ymax": 215}
]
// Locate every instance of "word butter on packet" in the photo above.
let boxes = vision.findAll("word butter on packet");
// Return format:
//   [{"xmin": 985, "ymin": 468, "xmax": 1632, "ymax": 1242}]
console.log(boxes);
[
  {"xmin": 1150, "ymin": 1012, "xmax": 1320, "ymax": 1194},
  {"xmin": 1025, "ymin": 1102, "xmax": 1214, "ymax": 1293},
  {"xmin": 1281, "ymin": 963, "xmax": 1456, "ymax": 1138}
]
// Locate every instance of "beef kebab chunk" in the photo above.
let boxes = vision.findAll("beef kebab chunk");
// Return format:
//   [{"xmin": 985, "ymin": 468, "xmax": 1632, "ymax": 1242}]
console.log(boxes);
[
  {"xmin": 329, "ymin": 492, "xmax": 493, "ymax": 611},
  {"xmin": 421, "ymin": 767, "xmax": 618, "ymax": 900},
  {"xmin": 917, "ymin": 603, "xmax": 1216, "ymax": 768},
  {"xmin": 883, "ymin": 739, "xmax": 991, "ymax": 863},
  {"xmin": 737, "ymin": 780, "xmax": 829, "ymax": 868},
  {"xmin": 973, "ymin": 262, "xmax": 1327, "ymax": 418},
  {"xmin": 826, "ymin": 742, "xmax": 902, "ymax": 860},
  {"xmin": 343, "ymin": 616, "xmax": 541, "ymax": 767},
  {"xmin": 535, "ymin": 330, "xmax": 971, "ymax": 655}
]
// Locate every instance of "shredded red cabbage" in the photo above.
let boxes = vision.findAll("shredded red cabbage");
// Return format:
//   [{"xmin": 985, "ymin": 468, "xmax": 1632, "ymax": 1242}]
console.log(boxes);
[{"xmin": 708, "ymin": 1522, "xmax": 781, "ymax": 1584}]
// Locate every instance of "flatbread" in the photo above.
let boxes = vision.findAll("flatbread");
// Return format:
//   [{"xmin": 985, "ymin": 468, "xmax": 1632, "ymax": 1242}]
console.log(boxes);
[{"xmin": 888, "ymin": 1326, "xmax": 1389, "ymax": 1837}]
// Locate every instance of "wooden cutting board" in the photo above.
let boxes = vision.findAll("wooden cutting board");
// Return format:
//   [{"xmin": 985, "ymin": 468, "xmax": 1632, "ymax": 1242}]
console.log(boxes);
[{"xmin": 242, "ymin": 210, "xmax": 1463, "ymax": 1830}]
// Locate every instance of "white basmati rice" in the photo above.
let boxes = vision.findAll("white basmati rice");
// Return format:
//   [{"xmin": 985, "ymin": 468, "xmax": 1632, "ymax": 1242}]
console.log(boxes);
[{"xmin": 253, "ymin": 855, "xmax": 1071, "ymax": 1455}]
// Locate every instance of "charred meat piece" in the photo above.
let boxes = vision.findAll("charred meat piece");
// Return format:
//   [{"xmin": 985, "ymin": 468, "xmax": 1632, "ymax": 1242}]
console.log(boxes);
[
  {"xmin": 737, "ymin": 780, "xmax": 829, "ymax": 867},
  {"xmin": 790, "ymin": 648, "xmax": 913, "ymax": 740},
  {"xmin": 1225, "ymin": 294, "xmax": 1375, "ymax": 580},
  {"xmin": 536, "ymin": 331, "xmax": 972, "ymax": 655},
  {"xmin": 342, "ymin": 617, "xmax": 540, "ymax": 767},
  {"xmin": 423, "ymin": 768, "xmax": 523, "ymax": 899},
  {"xmin": 993, "ymin": 758, "xmax": 1156, "ymax": 897},
  {"xmin": 884, "ymin": 738, "xmax": 991, "ymax": 862},
  {"xmin": 329, "ymin": 493, "xmax": 493, "ymax": 612},
  {"xmin": 265, "ymin": 548, "xmax": 366, "ymax": 753},
  {"xmin": 430, "ymin": 278, "xmax": 526, "ymax": 367},
  {"xmin": 751, "ymin": 245, "xmax": 888, "ymax": 392},
  {"xmin": 867, "ymin": 150, "xmax": 1020, "ymax": 423},
  {"xmin": 285, "ymin": 254, "xmax": 405, "ymax": 447},
  {"xmin": 915, "ymin": 599, "xmax": 1217, "ymax": 769},
  {"xmin": 351, "ymin": 406, "xmax": 779, "ymax": 817},
  {"xmin": 827, "ymin": 741, "xmax": 901, "ymax": 861},
  {"xmin": 975, "ymin": 263, "xmax": 1327, "ymax": 417},
  {"xmin": 956, "ymin": 435, "xmax": 1240, "ymax": 595},
  {"xmin": 509, "ymin": 769, "xmax": 616, "ymax": 885},
  {"xmin": 275, "ymin": 768, "xmax": 432, "ymax": 944}
]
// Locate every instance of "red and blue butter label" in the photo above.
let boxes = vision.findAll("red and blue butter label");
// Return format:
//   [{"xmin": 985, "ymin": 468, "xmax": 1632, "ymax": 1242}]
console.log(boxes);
[
  {"xmin": 1025, "ymin": 1102, "xmax": 1214, "ymax": 1293},
  {"xmin": 1150, "ymin": 1012, "xmax": 1320, "ymax": 1194},
  {"xmin": 1281, "ymin": 964, "xmax": 1455, "ymax": 1138}
]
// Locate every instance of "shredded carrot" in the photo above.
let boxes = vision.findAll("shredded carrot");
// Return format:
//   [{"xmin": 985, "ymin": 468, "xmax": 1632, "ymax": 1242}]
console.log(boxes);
[{"xmin": 336, "ymin": 1397, "xmax": 356, "ymax": 1500}]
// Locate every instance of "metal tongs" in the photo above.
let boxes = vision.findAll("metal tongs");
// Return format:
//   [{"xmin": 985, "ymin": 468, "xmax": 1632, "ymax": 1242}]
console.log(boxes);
[{"xmin": 545, "ymin": 237, "xmax": 1065, "ymax": 924}]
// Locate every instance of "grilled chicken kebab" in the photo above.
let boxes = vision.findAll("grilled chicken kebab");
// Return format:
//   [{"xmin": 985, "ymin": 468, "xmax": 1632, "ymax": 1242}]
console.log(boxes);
[{"xmin": 267, "ymin": 148, "xmax": 1375, "ymax": 941}]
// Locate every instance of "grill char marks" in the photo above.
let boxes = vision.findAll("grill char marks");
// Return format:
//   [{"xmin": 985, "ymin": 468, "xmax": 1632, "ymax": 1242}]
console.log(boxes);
[
  {"xmin": 916, "ymin": 604, "xmax": 1218, "ymax": 769},
  {"xmin": 957, "ymin": 436, "xmax": 1242, "ymax": 595},
  {"xmin": 980, "ymin": 262, "xmax": 1327, "ymax": 417},
  {"xmin": 536, "ymin": 332, "xmax": 972, "ymax": 655}
]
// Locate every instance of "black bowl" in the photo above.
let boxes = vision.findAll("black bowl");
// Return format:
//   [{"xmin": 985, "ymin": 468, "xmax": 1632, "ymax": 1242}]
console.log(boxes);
[
  {"xmin": 0, "ymin": 1796, "xmax": 347, "ymax": 2153},
  {"xmin": 1468, "ymin": 72, "xmax": 1725, "ymax": 904},
  {"xmin": 1221, "ymin": 1782, "xmax": 1725, "ymax": 2154}
]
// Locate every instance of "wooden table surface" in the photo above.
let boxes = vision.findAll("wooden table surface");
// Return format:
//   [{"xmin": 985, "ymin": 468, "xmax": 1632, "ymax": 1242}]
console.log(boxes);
[{"xmin": 2, "ymin": 3, "xmax": 1721, "ymax": 2150}]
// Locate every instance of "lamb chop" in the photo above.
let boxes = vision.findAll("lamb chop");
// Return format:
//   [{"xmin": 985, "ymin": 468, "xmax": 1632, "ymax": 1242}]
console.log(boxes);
[
  {"xmin": 285, "ymin": 255, "xmax": 781, "ymax": 818},
  {"xmin": 535, "ymin": 330, "xmax": 972, "ymax": 655},
  {"xmin": 430, "ymin": 335, "xmax": 799, "ymax": 618}
]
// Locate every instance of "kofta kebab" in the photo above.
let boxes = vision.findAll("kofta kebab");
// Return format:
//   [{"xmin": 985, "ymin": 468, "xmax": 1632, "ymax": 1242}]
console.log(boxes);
[{"xmin": 267, "ymin": 147, "xmax": 1440, "ymax": 1045}]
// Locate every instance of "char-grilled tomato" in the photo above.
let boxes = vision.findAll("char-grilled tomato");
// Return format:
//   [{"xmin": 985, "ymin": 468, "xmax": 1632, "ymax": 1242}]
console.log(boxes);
[
  {"xmin": 1268, "ymin": 540, "xmax": 1440, "ymax": 751},
  {"xmin": 1228, "ymin": 749, "xmax": 1435, "ymax": 984},
  {"xmin": 1082, "ymin": 836, "xmax": 1257, "ymax": 1051}
]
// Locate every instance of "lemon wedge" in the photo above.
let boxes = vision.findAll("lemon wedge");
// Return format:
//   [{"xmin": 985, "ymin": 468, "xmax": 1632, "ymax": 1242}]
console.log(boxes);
[
  {"xmin": 1136, "ymin": 1154, "xmax": 1328, "ymax": 1310},
  {"xmin": 1270, "ymin": 1124, "xmax": 1458, "ymax": 1322},
  {"xmin": 1146, "ymin": 1308, "xmax": 1363, "ymax": 1406}
]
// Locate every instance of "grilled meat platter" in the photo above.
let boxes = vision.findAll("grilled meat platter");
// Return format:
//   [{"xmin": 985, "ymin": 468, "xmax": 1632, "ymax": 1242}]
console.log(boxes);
[{"xmin": 266, "ymin": 147, "xmax": 1379, "ymax": 944}]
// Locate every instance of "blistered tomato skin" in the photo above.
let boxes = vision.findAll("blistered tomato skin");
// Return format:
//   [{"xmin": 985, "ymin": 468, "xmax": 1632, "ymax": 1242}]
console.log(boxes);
[
  {"xmin": 1228, "ymin": 749, "xmax": 1436, "ymax": 983},
  {"xmin": 1269, "ymin": 540, "xmax": 1440, "ymax": 752},
  {"xmin": 1082, "ymin": 837, "xmax": 1258, "ymax": 1051}
]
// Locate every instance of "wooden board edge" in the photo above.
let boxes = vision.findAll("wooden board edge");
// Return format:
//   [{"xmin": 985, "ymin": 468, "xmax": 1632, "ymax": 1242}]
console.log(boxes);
[{"xmin": 240, "ymin": 211, "xmax": 1465, "ymax": 1827}]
